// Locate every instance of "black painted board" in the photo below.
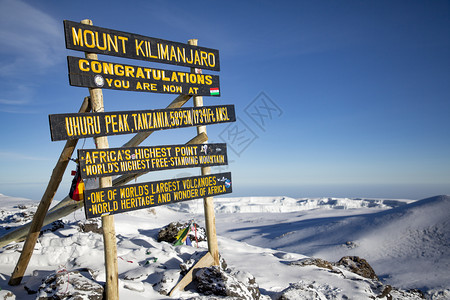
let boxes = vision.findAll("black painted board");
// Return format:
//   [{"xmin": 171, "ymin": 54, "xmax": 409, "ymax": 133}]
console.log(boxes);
[
  {"xmin": 84, "ymin": 172, "xmax": 232, "ymax": 218},
  {"xmin": 64, "ymin": 20, "xmax": 220, "ymax": 71},
  {"xmin": 67, "ymin": 56, "xmax": 220, "ymax": 96},
  {"xmin": 49, "ymin": 105, "xmax": 235, "ymax": 141},
  {"xmin": 78, "ymin": 143, "xmax": 228, "ymax": 179}
]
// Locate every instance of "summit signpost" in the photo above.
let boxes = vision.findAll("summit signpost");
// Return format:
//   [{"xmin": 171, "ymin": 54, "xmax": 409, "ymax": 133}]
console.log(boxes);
[{"xmin": 9, "ymin": 19, "xmax": 233, "ymax": 299}]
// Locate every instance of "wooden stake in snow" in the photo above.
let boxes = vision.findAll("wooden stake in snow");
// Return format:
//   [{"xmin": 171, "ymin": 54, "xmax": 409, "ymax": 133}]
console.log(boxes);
[
  {"xmin": 79, "ymin": 19, "xmax": 119, "ymax": 300},
  {"xmin": 8, "ymin": 97, "xmax": 91, "ymax": 286},
  {"xmin": 188, "ymin": 39, "xmax": 220, "ymax": 266}
]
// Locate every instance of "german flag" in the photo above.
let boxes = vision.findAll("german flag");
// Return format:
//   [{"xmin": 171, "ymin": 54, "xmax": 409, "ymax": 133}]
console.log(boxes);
[{"xmin": 69, "ymin": 166, "xmax": 84, "ymax": 201}]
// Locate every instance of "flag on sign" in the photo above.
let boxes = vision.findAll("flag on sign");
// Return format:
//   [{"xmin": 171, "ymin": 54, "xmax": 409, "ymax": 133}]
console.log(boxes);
[{"xmin": 210, "ymin": 88, "xmax": 220, "ymax": 96}]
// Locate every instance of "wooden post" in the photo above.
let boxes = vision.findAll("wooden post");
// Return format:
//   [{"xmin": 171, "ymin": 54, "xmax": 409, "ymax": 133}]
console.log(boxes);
[
  {"xmin": 8, "ymin": 97, "xmax": 91, "ymax": 286},
  {"xmin": 81, "ymin": 19, "xmax": 118, "ymax": 300},
  {"xmin": 188, "ymin": 39, "xmax": 220, "ymax": 266}
]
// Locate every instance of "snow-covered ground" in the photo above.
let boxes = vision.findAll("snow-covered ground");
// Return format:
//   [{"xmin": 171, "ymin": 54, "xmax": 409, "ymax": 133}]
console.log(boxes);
[{"xmin": 0, "ymin": 193, "xmax": 449, "ymax": 299}]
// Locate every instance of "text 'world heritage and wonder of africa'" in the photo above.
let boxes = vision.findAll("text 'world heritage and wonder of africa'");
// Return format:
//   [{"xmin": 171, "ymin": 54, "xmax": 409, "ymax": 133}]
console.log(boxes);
[{"xmin": 84, "ymin": 172, "xmax": 232, "ymax": 218}]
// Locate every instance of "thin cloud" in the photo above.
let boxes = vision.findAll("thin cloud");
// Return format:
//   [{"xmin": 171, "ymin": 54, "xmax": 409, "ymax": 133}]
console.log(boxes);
[
  {"xmin": 0, "ymin": 83, "xmax": 35, "ymax": 112},
  {"xmin": 0, "ymin": 107, "xmax": 40, "ymax": 114},
  {"xmin": 0, "ymin": 151, "xmax": 50, "ymax": 161},
  {"xmin": 0, "ymin": 98, "xmax": 29, "ymax": 105},
  {"xmin": 0, "ymin": 0, "xmax": 64, "ymax": 76}
]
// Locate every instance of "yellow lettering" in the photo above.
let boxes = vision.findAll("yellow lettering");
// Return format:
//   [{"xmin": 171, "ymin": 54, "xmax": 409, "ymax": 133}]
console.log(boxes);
[
  {"xmin": 118, "ymin": 36, "xmax": 128, "ymax": 54},
  {"xmin": 200, "ymin": 51, "xmax": 208, "ymax": 66},
  {"xmin": 95, "ymin": 32, "xmax": 107, "ymax": 50},
  {"xmin": 205, "ymin": 75, "xmax": 212, "ymax": 85},
  {"xmin": 136, "ymin": 68, "xmax": 145, "ymax": 78},
  {"xmin": 72, "ymin": 27, "xmax": 83, "ymax": 46},
  {"xmin": 208, "ymin": 53, "xmax": 216, "ymax": 67},
  {"xmin": 125, "ymin": 65, "xmax": 134, "ymax": 77},
  {"xmin": 79, "ymin": 59, "xmax": 89, "ymax": 72},
  {"xmin": 107, "ymin": 34, "xmax": 118, "ymax": 52},
  {"xmin": 114, "ymin": 64, "xmax": 124, "ymax": 76},
  {"xmin": 103, "ymin": 62, "xmax": 113, "ymax": 75},
  {"xmin": 135, "ymin": 40, "xmax": 145, "ymax": 56},
  {"xmin": 83, "ymin": 30, "xmax": 95, "ymax": 48},
  {"xmin": 91, "ymin": 61, "xmax": 102, "ymax": 73}
]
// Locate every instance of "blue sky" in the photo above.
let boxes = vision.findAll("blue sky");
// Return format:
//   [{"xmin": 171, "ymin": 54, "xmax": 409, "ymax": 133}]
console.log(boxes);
[{"xmin": 0, "ymin": 0, "xmax": 449, "ymax": 201}]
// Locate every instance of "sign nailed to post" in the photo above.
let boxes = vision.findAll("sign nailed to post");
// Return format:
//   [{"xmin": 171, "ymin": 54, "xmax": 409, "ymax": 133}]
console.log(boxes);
[
  {"xmin": 84, "ymin": 172, "xmax": 232, "ymax": 219},
  {"xmin": 67, "ymin": 56, "xmax": 220, "ymax": 96},
  {"xmin": 64, "ymin": 20, "xmax": 220, "ymax": 71},
  {"xmin": 49, "ymin": 104, "xmax": 236, "ymax": 141},
  {"xmin": 78, "ymin": 143, "xmax": 228, "ymax": 178}
]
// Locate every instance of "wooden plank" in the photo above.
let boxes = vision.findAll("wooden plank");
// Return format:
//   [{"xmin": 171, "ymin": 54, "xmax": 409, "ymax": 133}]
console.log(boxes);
[
  {"xmin": 64, "ymin": 20, "xmax": 220, "ymax": 71},
  {"xmin": 84, "ymin": 172, "xmax": 232, "ymax": 219},
  {"xmin": 169, "ymin": 252, "xmax": 214, "ymax": 296},
  {"xmin": 8, "ymin": 97, "xmax": 91, "ymax": 286},
  {"xmin": 67, "ymin": 56, "xmax": 220, "ymax": 96},
  {"xmin": 49, "ymin": 104, "xmax": 236, "ymax": 141},
  {"xmin": 189, "ymin": 38, "xmax": 221, "ymax": 266},
  {"xmin": 78, "ymin": 143, "xmax": 227, "ymax": 178}
]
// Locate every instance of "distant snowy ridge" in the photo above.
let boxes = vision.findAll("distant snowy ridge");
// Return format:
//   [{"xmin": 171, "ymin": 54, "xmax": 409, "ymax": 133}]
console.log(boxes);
[
  {"xmin": 170, "ymin": 196, "xmax": 415, "ymax": 214},
  {"xmin": 216, "ymin": 195, "xmax": 450, "ymax": 292}
]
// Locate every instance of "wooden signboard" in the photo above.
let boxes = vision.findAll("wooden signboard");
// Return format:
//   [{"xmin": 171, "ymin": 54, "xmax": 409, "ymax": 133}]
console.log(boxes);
[
  {"xmin": 67, "ymin": 56, "xmax": 220, "ymax": 96},
  {"xmin": 64, "ymin": 20, "xmax": 220, "ymax": 71},
  {"xmin": 84, "ymin": 172, "xmax": 232, "ymax": 218},
  {"xmin": 49, "ymin": 104, "xmax": 235, "ymax": 141},
  {"xmin": 78, "ymin": 143, "xmax": 228, "ymax": 178}
]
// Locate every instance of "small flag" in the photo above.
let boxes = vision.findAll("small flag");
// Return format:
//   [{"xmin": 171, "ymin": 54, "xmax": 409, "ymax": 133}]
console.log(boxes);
[
  {"xmin": 210, "ymin": 88, "xmax": 220, "ymax": 96},
  {"xmin": 173, "ymin": 226, "xmax": 190, "ymax": 246},
  {"xmin": 69, "ymin": 166, "xmax": 84, "ymax": 201}
]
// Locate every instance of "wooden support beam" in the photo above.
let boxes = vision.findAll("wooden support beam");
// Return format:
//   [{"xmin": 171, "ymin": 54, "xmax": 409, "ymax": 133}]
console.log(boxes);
[
  {"xmin": 188, "ymin": 39, "xmax": 220, "ymax": 266},
  {"xmin": 168, "ymin": 252, "xmax": 214, "ymax": 297},
  {"xmin": 8, "ymin": 97, "xmax": 91, "ymax": 286}
]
